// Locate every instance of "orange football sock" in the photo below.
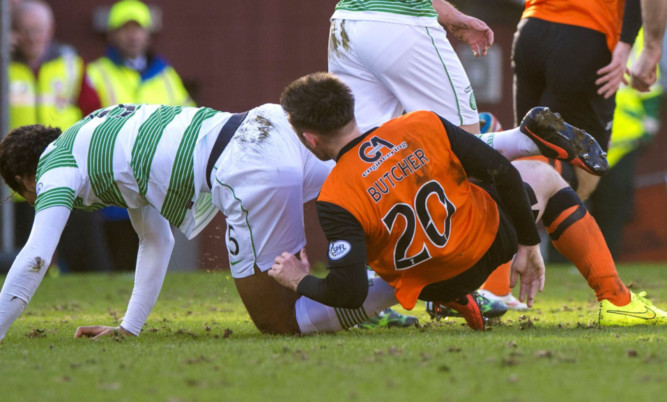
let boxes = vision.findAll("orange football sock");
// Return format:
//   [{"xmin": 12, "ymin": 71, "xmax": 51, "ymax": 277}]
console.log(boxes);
[
  {"xmin": 481, "ymin": 262, "xmax": 512, "ymax": 296},
  {"xmin": 542, "ymin": 188, "xmax": 630, "ymax": 306}
]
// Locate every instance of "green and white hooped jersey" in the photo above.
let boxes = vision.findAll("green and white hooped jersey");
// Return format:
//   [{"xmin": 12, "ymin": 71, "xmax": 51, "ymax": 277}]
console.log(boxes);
[
  {"xmin": 333, "ymin": 0, "xmax": 440, "ymax": 27},
  {"xmin": 34, "ymin": 104, "xmax": 227, "ymax": 239}
]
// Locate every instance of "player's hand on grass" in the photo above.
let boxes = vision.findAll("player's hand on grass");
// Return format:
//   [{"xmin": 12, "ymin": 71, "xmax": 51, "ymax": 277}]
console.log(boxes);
[
  {"xmin": 74, "ymin": 325, "xmax": 134, "ymax": 339},
  {"xmin": 509, "ymin": 244, "xmax": 545, "ymax": 308},
  {"xmin": 268, "ymin": 248, "xmax": 310, "ymax": 291}
]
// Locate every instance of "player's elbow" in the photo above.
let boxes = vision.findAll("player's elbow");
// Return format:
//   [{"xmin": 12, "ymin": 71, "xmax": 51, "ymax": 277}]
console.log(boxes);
[
  {"xmin": 317, "ymin": 276, "xmax": 368, "ymax": 308},
  {"xmin": 336, "ymin": 265, "xmax": 369, "ymax": 308},
  {"xmin": 163, "ymin": 232, "xmax": 176, "ymax": 250},
  {"xmin": 337, "ymin": 280, "xmax": 368, "ymax": 309},
  {"xmin": 342, "ymin": 291, "xmax": 368, "ymax": 309}
]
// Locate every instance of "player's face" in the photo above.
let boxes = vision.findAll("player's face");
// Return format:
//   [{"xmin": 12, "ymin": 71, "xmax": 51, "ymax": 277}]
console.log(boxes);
[
  {"xmin": 22, "ymin": 188, "xmax": 36, "ymax": 206},
  {"xmin": 15, "ymin": 175, "xmax": 37, "ymax": 206}
]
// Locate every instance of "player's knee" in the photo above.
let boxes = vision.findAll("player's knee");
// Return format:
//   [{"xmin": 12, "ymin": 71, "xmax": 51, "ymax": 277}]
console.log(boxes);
[
  {"xmin": 250, "ymin": 305, "xmax": 301, "ymax": 335},
  {"xmin": 234, "ymin": 272, "xmax": 302, "ymax": 335},
  {"xmin": 514, "ymin": 159, "xmax": 568, "ymax": 192},
  {"xmin": 255, "ymin": 321, "xmax": 301, "ymax": 335}
]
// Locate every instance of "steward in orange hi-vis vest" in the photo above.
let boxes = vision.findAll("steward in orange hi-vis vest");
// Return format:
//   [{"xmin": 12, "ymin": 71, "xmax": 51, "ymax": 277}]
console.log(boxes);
[
  {"xmin": 319, "ymin": 111, "xmax": 498, "ymax": 308},
  {"xmin": 311, "ymin": 111, "xmax": 541, "ymax": 310}
]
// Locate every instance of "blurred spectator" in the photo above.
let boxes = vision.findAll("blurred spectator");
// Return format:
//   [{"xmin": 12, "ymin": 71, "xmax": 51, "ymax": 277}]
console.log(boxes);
[
  {"xmin": 9, "ymin": 0, "xmax": 99, "ymax": 131},
  {"xmin": 7, "ymin": 0, "xmax": 111, "ymax": 272},
  {"xmin": 87, "ymin": 0, "xmax": 194, "ymax": 271},
  {"xmin": 590, "ymin": 30, "xmax": 664, "ymax": 257},
  {"xmin": 87, "ymin": 0, "xmax": 194, "ymax": 106}
]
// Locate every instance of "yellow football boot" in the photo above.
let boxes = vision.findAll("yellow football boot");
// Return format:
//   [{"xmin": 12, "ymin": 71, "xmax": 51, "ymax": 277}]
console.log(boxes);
[{"xmin": 599, "ymin": 291, "xmax": 667, "ymax": 326}]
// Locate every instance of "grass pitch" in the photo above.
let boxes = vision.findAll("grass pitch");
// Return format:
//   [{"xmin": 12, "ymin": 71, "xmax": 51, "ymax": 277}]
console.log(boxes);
[{"xmin": 0, "ymin": 264, "xmax": 665, "ymax": 402}]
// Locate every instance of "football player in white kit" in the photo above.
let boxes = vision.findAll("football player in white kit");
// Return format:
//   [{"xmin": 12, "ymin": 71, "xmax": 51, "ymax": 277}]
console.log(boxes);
[
  {"xmin": 329, "ymin": 0, "xmax": 493, "ymax": 134},
  {"xmin": 0, "ymin": 103, "xmax": 414, "ymax": 340}
]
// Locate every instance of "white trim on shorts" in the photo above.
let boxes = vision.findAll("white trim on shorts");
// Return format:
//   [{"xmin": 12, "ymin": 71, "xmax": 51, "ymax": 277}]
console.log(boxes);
[{"xmin": 209, "ymin": 104, "xmax": 333, "ymax": 279}]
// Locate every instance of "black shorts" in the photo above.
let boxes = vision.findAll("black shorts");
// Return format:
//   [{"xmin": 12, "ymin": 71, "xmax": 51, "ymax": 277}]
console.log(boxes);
[
  {"xmin": 512, "ymin": 17, "xmax": 614, "ymax": 151},
  {"xmin": 418, "ymin": 182, "xmax": 537, "ymax": 302}
]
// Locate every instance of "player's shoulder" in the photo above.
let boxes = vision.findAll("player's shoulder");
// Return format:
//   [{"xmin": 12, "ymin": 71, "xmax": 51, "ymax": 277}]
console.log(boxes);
[{"xmin": 252, "ymin": 103, "xmax": 284, "ymax": 115}]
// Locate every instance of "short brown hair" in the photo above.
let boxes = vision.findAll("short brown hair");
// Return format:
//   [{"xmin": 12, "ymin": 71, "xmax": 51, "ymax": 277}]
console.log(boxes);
[
  {"xmin": 0, "ymin": 125, "xmax": 61, "ymax": 193},
  {"xmin": 280, "ymin": 72, "xmax": 355, "ymax": 135}
]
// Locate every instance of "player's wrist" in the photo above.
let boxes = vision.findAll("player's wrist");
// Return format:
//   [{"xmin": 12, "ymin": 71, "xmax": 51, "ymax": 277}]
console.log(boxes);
[
  {"xmin": 295, "ymin": 272, "xmax": 310, "ymax": 290},
  {"xmin": 118, "ymin": 325, "xmax": 136, "ymax": 337},
  {"xmin": 118, "ymin": 322, "xmax": 139, "ymax": 336},
  {"xmin": 296, "ymin": 274, "xmax": 316, "ymax": 295}
]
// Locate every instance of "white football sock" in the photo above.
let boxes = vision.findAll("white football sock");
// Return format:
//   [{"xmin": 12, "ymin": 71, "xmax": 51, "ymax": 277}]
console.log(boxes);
[
  {"xmin": 476, "ymin": 127, "xmax": 539, "ymax": 160},
  {"xmin": 295, "ymin": 276, "xmax": 398, "ymax": 333}
]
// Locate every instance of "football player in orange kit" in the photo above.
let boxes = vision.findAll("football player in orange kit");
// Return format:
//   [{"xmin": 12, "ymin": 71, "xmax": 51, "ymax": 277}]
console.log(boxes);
[{"xmin": 269, "ymin": 72, "xmax": 667, "ymax": 330}]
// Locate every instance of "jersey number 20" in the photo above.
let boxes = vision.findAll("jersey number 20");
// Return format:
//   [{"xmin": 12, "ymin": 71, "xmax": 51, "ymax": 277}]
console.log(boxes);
[{"xmin": 381, "ymin": 180, "xmax": 456, "ymax": 270}]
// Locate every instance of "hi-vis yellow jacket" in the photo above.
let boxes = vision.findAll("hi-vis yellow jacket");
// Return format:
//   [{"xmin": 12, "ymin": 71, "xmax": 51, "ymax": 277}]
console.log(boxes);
[
  {"xmin": 87, "ymin": 48, "xmax": 194, "ymax": 107},
  {"xmin": 9, "ymin": 44, "xmax": 84, "ymax": 131}
]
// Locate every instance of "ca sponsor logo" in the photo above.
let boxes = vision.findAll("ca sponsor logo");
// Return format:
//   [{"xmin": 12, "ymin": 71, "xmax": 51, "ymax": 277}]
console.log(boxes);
[
  {"xmin": 36, "ymin": 183, "xmax": 44, "ymax": 195},
  {"xmin": 358, "ymin": 136, "xmax": 395, "ymax": 163},
  {"xmin": 328, "ymin": 240, "xmax": 351, "ymax": 260}
]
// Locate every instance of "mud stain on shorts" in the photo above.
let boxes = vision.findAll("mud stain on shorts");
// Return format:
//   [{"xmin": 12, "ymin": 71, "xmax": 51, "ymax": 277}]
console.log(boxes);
[{"xmin": 329, "ymin": 20, "xmax": 350, "ymax": 58}]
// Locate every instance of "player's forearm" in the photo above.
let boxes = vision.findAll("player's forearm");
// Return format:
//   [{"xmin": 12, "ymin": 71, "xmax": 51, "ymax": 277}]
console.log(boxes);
[
  {"xmin": 0, "ymin": 207, "xmax": 69, "ymax": 340},
  {"xmin": 296, "ymin": 264, "xmax": 368, "ymax": 308},
  {"xmin": 432, "ymin": 0, "xmax": 464, "ymax": 28},
  {"xmin": 120, "ymin": 243, "xmax": 172, "ymax": 335},
  {"xmin": 121, "ymin": 207, "xmax": 174, "ymax": 335},
  {"xmin": 0, "ymin": 260, "xmax": 33, "ymax": 341},
  {"xmin": 0, "ymin": 296, "xmax": 27, "ymax": 341},
  {"xmin": 492, "ymin": 165, "xmax": 541, "ymax": 245},
  {"xmin": 641, "ymin": 0, "xmax": 667, "ymax": 53}
]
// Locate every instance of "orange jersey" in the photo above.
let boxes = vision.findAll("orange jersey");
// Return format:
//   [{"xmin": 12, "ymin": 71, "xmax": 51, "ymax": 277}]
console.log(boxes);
[
  {"xmin": 318, "ymin": 111, "xmax": 499, "ymax": 309},
  {"xmin": 523, "ymin": 0, "xmax": 625, "ymax": 52}
]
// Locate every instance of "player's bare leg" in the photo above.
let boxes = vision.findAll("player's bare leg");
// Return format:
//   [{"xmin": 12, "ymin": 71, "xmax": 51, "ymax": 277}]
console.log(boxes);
[
  {"xmin": 235, "ymin": 269, "xmax": 400, "ymax": 334},
  {"xmin": 573, "ymin": 167, "xmax": 600, "ymax": 200},
  {"xmin": 460, "ymin": 121, "xmax": 481, "ymax": 134},
  {"xmin": 234, "ymin": 270, "xmax": 301, "ymax": 334}
]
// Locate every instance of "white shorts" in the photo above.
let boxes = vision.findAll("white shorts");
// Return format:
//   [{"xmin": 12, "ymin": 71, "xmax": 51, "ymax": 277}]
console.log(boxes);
[
  {"xmin": 328, "ymin": 18, "xmax": 479, "ymax": 132},
  {"xmin": 210, "ymin": 104, "xmax": 334, "ymax": 278}
]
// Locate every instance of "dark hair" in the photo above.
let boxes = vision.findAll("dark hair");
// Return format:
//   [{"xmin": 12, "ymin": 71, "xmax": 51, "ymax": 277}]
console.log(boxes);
[
  {"xmin": 280, "ymin": 72, "xmax": 355, "ymax": 135},
  {"xmin": 0, "ymin": 125, "xmax": 61, "ymax": 193}
]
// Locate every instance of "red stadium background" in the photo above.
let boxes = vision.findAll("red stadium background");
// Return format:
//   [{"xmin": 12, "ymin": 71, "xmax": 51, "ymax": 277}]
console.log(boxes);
[{"xmin": 45, "ymin": 0, "xmax": 667, "ymax": 266}]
